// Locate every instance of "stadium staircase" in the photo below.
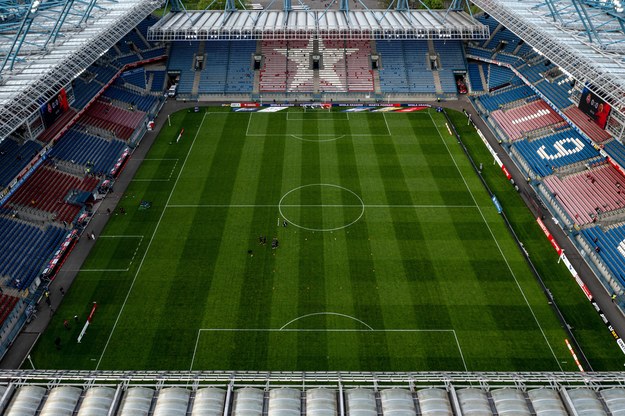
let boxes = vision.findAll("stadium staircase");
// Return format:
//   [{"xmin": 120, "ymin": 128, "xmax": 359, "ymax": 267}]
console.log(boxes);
[
  {"xmin": 191, "ymin": 41, "xmax": 206, "ymax": 97},
  {"xmin": 431, "ymin": 71, "xmax": 444, "ymax": 95},
  {"xmin": 427, "ymin": 40, "xmax": 444, "ymax": 95},
  {"xmin": 370, "ymin": 40, "xmax": 382, "ymax": 95},
  {"xmin": 477, "ymin": 63, "xmax": 489, "ymax": 93}
]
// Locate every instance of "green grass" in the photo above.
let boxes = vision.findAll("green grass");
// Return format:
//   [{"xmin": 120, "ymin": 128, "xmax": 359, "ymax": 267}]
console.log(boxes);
[
  {"xmin": 29, "ymin": 107, "xmax": 622, "ymax": 371},
  {"xmin": 448, "ymin": 110, "xmax": 625, "ymax": 371}
]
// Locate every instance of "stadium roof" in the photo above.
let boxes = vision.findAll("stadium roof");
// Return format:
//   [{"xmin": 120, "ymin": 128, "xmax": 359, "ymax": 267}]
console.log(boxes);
[
  {"xmin": 3, "ymin": 371, "xmax": 625, "ymax": 414},
  {"xmin": 470, "ymin": 0, "xmax": 625, "ymax": 125},
  {"xmin": 0, "ymin": 0, "xmax": 161, "ymax": 141},
  {"xmin": 147, "ymin": 9, "xmax": 489, "ymax": 41}
]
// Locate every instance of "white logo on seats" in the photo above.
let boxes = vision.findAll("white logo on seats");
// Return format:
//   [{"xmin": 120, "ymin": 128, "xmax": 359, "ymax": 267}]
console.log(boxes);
[
  {"xmin": 537, "ymin": 137, "xmax": 585, "ymax": 161},
  {"xmin": 618, "ymin": 239, "xmax": 625, "ymax": 259}
]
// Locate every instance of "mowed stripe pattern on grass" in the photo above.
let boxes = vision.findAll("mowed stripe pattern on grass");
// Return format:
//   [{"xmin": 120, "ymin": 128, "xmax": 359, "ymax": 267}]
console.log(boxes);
[{"xmin": 31, "ymin": 108, "xmax": 573, "ymax": 371}]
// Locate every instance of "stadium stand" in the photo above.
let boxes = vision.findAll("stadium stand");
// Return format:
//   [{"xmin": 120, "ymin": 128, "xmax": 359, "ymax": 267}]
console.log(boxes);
[
  {"xmin": 345, "ymin": 40, "xmax": 374, "ymax": 92},
  {"xmin": 466, "ymin": 45, "xmax": 494, "ymax": 60},
  {"xmin": 36, "ymin": 109, "xmax": 78, "ymax": 143},
  {"xmin": 490, "ymin": 100, "xmax": 564, "ymax": 141},
  {"xmin": 534, "ymin": 78, "xmax": 573, "ymax": 109},
  {"xmin": 148, "ymin": 70, "xmax": 167, "ymax": 92},
  {"xmin": 102, "ymin": 85, "xmax": 158, "ymax": 113},
  {"xmin": 563, "ymin": 106, "xmax": 612, "ymax": 143},
  {"xmin": 4, "ymin": 165, "xmax": 100, "ymax": 225},
  {"xmin": 0, "ymin": 217, "xmax": 66, "ymax": 290},
  {"xmin": 485, "ymin": 26, "xmax": 520, "ymax": 53},
  {"xmin": 141, "ymin": 46, "xmax": 167, "ymax": 60},
  {"xmin": 72, "ymin": 78, "xmax": 104, "ymax": 110},
  {"xmin": 319, "ymin": 38, "xmax": 348, "ymax": 92},
  {"xmin": 0, "ymin": 139, "xmax": 43, "ymax": 188},
  {"xmin": 512, "ymin": 129, "xmax": 601, "ymax": 176},
  {"xmin": 48, "ymin": 128, "xmax": 128, "ymax": 175},
  {"xmin": 80, "ymin": 100, "xmax": 146, "ymax": 141},
  {"xmin": 542, "ymin": 163, "xmax": 625, "ymax": 225},
  {"xmin": 259, "ymin": 40, "xmax": 288, "ymax": 92},
  {"xmin": 167, "ymin": 42, "xmax": 199, "ymax": 94},
  {"xmin": 581, "ymin": 224, "xmax": 625, "ymax": 286},
  {"xmin": 0, "ymin": 295, "xmax": 20, "ymax": 327},
  {"xmin": 493, "ymin": 52, "xmax": 522, "ymax": 66},
  {"xmin": 476, "ymin": 84, "xmax": 534, "ymax": 112},
  {"xmin": 225, "ymin": 41, "xmax": 255, "ymax": 93},
  {"xmin": 117, "ymin": 68, "xmax": 147, "ymax": 90},
  {"xmin": 487, "ymin": 65, "xmax": 515, "ymax": 90},
  {"xmin": 434, "ymin": 40, "xmax": 466, "ymax": 93},
  {"xmin": 467, "ymin": 62, "xmax": 484, "ymax": 92},
  {"xmin": 287, "ymin": 40, "xmax": 314, "ymax": 92},
  {"xmin": 377, "ymin": 40, "xmax": 435, "ymax": 93},
  {"xmin": 604, "ymin": 140, "xmax": 625, "ymax": 168},
  {"xmin": 199, "ymin": 41, "xmax": 229, "ymax": 94}
]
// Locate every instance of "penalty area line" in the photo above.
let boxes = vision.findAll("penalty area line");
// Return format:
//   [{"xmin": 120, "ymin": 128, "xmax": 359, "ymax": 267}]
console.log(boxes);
[
  {"xmin": 189, "ymin": 328, "xmax": 466, "ymax": 370},
  {"xmin": 96, "ymin": 112, "xmax": 208, "ymax": 371}
]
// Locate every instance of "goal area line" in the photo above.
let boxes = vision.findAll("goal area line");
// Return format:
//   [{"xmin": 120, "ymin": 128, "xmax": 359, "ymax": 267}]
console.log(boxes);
[{"xmin": 190, "ymin": 328, "xmax": 467, "ymax": 371}]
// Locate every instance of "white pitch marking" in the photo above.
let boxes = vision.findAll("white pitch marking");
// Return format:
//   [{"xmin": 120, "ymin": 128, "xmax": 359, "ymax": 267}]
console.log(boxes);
[
  {"xmin": 189, "ymin": 327, "xmax": 465, "ymax": 370},
  {"xmin": 428, "ymin": 110, "xmax": 563, "ymax": 371},
  {"xmin": 166, "ymin": 204, "xmax": 476, "ymax": 209},
  {"xmin": 382, "ymin": 113, "xmax": 392, "ymax": 136},
  {"xmin": 96, "ymin": 112, "xmax": 209, "ymax": 371},
  {"xmin": 280, "ymin": 312, "xmax": 374, "ymax": 330}
]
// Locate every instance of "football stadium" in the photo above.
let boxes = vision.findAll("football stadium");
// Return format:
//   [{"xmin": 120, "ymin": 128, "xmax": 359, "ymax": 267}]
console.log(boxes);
[{"xmin": 1, "ymin": 0, "xmax": 625, "ymax": 412}]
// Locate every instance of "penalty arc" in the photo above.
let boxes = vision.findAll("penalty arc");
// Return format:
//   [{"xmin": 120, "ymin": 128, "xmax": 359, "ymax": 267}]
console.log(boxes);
[{"xmin": 77, "ymin": 302, "xmax": 98, "ymax": 343}]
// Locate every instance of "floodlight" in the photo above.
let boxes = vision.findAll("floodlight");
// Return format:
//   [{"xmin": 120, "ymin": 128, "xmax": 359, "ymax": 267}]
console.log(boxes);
[{"xmin": 30, "ymin": 0, "xmax": 40, "ymax": 14}]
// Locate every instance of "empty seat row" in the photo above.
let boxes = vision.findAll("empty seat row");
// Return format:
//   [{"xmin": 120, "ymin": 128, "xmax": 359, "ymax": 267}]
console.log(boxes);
[
  {"xmin": 0, "ymin": 139, "xmax": 42, "ymax": 188},
  {"xmin": 4, "ymin": 165, "xmax": 100, "ymax": 225},
  {"xmin": 512, "ymin": 129, "xmax": 601, "ymax": 177},
  {"xmin": 491, "ymin": 99, "xmax": 563, "ymax": 141},
  {"xmin": 48, "ymin": 128, "xmax": 128, "ymax": 174},
  {"xmin": 543, "ymin": 163, "xmax": 625, "ymax": 225},
  {"xmin": 0, "ymin": 216, "xmax": 66, "ymax": 289},
  {"xmin": 581, "ymin": 224, "xmax": 625, "ymax": 286}
]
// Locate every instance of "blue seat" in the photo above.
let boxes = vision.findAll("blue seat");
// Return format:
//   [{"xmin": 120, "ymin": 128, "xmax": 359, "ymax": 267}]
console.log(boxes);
[{"xmin": 512, "ymin": 130, "xmax": 602, "ymax": 176}]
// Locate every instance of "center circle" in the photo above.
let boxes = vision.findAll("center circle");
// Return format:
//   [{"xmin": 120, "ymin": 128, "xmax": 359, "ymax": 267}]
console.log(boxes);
[{"xmin": 278, "ymin": 184, "xmax": 365, "ymax": 232}]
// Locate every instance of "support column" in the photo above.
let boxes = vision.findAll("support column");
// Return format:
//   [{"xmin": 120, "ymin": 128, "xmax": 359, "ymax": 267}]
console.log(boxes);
[{"xmin": 395, "ymin": 0, "xmax": 409, "ymax": 12}]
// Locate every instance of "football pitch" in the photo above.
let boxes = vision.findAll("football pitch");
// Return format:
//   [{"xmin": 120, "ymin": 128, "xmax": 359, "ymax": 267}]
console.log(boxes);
[{"xmin": 29, "ymin": 107, "xmax": 621, "ymax": 371}]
